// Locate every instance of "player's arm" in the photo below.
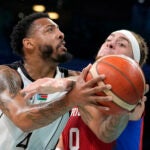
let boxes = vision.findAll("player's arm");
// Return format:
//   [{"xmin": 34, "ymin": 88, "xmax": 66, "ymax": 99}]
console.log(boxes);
[
  {"xmin": 79, "ymin": 93, "xmax": 147, "ymax": 143},
  {"xmin": 79, "ymin": 105, "xmax": 129, "ymax": 143},
  {"xmin": 0, "ymin": 65, "xmax": 75, "ymax": 132},
  {"xmin": 20, "ymin": 77, "xmax": 74, "ymax": 100},
  {"xmin": 0, "ymin": 65, "xmax": 112, "ymax": 132},
  {"xmin": 55, "ymin": 134, "xmax": 64, "ymax": 150},
  {"xmin": 20, "ymin": 69, "xmax": 80, "ymax": 100}
]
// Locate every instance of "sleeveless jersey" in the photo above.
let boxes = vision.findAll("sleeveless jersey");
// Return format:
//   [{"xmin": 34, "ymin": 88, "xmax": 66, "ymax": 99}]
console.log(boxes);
[
  {"xmin": 0, "ymin": 61, "xmax": 69, "ymax": 150},
  {"xmin": 62, "ymin": 107, "xmax": 115, "ymax": 150}
]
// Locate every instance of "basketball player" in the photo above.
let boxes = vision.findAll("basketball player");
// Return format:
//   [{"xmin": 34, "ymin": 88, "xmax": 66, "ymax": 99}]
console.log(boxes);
[
  {"xmin": 2, "ymin": 12, "xmax": 148, "ymax": 149},
  {"xmin": 25, "ymin": 29, "xmax": 148, "ymax": 150},
  {"xmin": 0, "ymin": 12, "xmax": 112, "ymax": 150},
  {"xmin": 55, "ymin": 30, "xmax": 148, "ymax": 150},
  {"xmin": 22, "ymin": 30, "xmax": 149, "ymax": 150}
]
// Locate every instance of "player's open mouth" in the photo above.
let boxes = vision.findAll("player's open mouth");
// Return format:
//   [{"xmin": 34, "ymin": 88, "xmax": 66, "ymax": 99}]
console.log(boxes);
[
  {"xmin": 59, "ymin": 45, "xmax": 67, "ymax": 52},
  {"xmin": 58, "ymin": 41, "xmax": 67, "ymax": 52}
]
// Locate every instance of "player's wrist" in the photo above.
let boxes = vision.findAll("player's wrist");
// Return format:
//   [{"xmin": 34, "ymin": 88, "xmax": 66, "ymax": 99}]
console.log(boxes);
[{"xmin": 65, "ymin": 79, "xmax": 75, "ymax": 92}]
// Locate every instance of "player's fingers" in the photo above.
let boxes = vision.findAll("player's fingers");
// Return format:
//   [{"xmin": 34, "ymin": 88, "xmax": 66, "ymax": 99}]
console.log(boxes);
[
  {"xmin": 89, "ymin": 101, "xmax": 110, "ymax": 111},
  {"xmin": 96, "ymin": 105, "xmax": 110, "ymax": 111},
  {"xmin": 85, "ymin": 75, "xmax": 106, "ymax": 87},
  {"xmin": 89, "ymin": 95, "xmax": 113, "ymax": 104},
  {"xmin": 80, "ymin": 64, "xmax": 92, "ymax": 79},
  {"xmin": 145, "ymin": 83, "xmax": 149, "ymax": 94},
  {"xmin": 20, "ymin": 86, "xmax": 39, "ymax": 95},
  {"xmin": 141, "ymin": 95, "xmax": 147, "ymax": 102},
  {"xmin": 87, "ymin": 83, "xmax": 112, "ymax": 95}
]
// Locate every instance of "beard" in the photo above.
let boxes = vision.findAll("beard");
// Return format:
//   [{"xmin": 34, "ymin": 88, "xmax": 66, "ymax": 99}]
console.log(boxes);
[{"xmin": 39, "ymin": 45, "xmax": 73, "ymax": 63}]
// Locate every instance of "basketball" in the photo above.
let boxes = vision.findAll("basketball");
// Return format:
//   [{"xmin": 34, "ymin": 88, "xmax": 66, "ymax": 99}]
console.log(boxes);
[{"xmin": 85, "ymin": 55, "xmax": 146, "ymax": 114}]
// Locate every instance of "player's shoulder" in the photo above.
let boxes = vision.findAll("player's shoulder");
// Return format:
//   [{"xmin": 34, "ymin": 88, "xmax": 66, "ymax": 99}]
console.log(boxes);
[
  {"xmin": 5, "ymin": 60, "xmax": 23, "ymax": 70},
  {"xmin": 0, "ymin": 64, "xmax": 18, "ymax": 74},
  {"xmin": 0, "ymin": 61, "xmax": 24, "ymax": 88}
]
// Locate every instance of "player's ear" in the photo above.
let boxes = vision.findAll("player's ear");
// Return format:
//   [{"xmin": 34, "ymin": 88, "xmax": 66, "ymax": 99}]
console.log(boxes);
[{"xmin": 23, "ymin": 38, "xmax": 34, "ymax": 49}]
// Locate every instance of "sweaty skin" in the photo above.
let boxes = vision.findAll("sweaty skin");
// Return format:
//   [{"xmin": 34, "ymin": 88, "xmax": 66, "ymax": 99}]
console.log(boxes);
[{"xmin": 0, "ymin": 65, "xmax": 112, "ymax": 132}]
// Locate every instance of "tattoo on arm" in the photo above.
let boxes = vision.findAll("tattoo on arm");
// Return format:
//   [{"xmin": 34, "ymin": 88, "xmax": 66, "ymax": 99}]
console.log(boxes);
[
  {"xmin": 0, "ymin": 66, "xmax": 22, "ymax": 96},
  {"xmin": 0, "ymin": 66, "xmax": 22, "ymax": 114},
  {"xmin": 25, "ymin": 98, "xmax": 70, "ymax": 128}
]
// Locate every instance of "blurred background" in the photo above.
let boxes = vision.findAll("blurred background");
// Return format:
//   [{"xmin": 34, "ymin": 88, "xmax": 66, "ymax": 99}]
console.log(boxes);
[{"xmin": 0, "ymin": 0, "xmax": 150, "ymax": 149}]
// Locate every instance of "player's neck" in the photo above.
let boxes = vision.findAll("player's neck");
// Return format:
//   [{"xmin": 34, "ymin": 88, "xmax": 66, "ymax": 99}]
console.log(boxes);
[{"xmin": 23, "ymin": 60, "xmax": 57, "ymax": 80}]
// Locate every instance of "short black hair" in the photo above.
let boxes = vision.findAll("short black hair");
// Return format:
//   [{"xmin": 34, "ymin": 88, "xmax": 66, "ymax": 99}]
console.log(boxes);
[{"xmin": 10, "ymin": 12, "xmax": 50, "ymax": 57}]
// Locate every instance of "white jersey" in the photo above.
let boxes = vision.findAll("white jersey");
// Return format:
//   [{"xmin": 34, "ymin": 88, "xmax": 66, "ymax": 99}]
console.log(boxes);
[
  {"xmin": 0, "ymin": 62, "xmax": 70, "ymax": 150},
  {"xmin": 0, "ymin": 110, "xmax": 29, "ymax": 150}
]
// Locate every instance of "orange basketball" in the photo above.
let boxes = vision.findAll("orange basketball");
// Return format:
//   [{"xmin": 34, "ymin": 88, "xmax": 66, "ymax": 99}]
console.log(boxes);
[{"xmin": 86, "ymin": 55, "xmax": 146, "ymax": 114}]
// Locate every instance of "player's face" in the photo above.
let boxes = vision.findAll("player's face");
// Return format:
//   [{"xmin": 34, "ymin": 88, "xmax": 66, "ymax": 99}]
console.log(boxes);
[
  {"xmin": 29, "ymin": 18, "xmax": 72, "ymax": 63},
  {"xmin": 96, "ymin": 32, "xmax": 133, "ymax": 60}
]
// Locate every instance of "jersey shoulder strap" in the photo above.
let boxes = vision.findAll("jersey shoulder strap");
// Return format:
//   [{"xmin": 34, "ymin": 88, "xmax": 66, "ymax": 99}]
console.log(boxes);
[
  {"xmin": 5, "ymin": 60, "xmax": 22, "ymax": 70},
  {"xmin": 59, "ymin": 67, "xmax": 69, "ymax": 77}
]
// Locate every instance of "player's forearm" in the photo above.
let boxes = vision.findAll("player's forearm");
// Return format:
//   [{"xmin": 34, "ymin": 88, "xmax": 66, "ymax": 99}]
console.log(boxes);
[
  {"xmin": 0, "ymin": 90, "xmax": 73, "ymax": 132},
  {"xmin": 98, "ymin": 114, "xmax": 129, "ymax": 143},
  {"xmin": 16, "ymin": 97, "xmax": 72, "ymax": 132}
]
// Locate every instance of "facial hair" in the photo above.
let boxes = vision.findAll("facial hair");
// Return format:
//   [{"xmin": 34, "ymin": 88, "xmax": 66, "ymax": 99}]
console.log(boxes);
[{"xmin": 39, "ymin": 45, "xmax": 73, "ymax": 63}]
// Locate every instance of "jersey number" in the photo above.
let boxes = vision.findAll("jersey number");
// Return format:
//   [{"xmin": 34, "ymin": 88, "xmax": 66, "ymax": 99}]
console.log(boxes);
[
  {"xmin": 69, "ymin": 128, "xmax": 79, "ymax": 150},
  {"xmin": 16, "ymin": 133, "xmax": 32, "ymax": 149}
]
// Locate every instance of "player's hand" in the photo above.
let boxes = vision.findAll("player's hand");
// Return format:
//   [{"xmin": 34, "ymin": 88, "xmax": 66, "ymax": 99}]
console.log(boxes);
[
  {"xmin": 129, "ymin": 96, "xmax": 146, "ymax": 120},
  {"xmin": 129, "ymin": 84, "xmax": 149, "ymax": 120},
  {"xmin": 66, "ymin": 64, "xmax": 112, "ymax": 107}
]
